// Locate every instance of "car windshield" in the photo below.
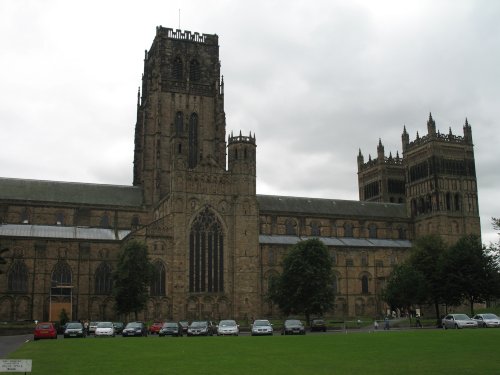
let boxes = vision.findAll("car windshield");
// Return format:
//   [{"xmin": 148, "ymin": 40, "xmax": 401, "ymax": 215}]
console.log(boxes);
[
  {"xmin": 164, "ymin": 323, "xmax": 178, "ymax": 328},
  {"xmin": 126, "ymin": 322, "xmax": 142, "ymax": 328},
  {"xmin": 285, "ymin": 320, "xmax": 302, "ymax": 325},
  {"xmin": 90, "ymin": 322, "xmax": 98, "ymax": 326},
  {"xmin": 454, "ymin": 314, "xmax": 470, "ymax": 320},
  {"xmin": 37, "ymin": 323, "xmax": 51, "ymax": 329},
  {"xmin": 66, "ymin": 323, "xmax": 82, "ymax": 329},
  {"xmin": 219, "ymin": 320, "xmax": 236, "ymax": 327},
  {"xmin": 190, "ymin": 321, "xmax": 207, "ymax": 328},
  {"xmin": 313, "ymin": 319, "xmax": 324, "ymax": 324},
  {"xmin": 113, "ymin": 322, "xmax": 123, "ymax": 327},
  {"xmin": 482, "ymin": 314, "xmax": 499, "ymax": 319},
  {"xmin": 97, "ymin": 322, "xmax": 113, "ymax": 328},
  {"xmin": 253, "ymin": 320, "xmax": 270, "ymax": 326}
]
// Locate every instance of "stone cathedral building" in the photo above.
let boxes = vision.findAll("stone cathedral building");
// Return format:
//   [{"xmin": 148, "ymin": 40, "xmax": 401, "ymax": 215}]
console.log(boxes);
[{"xmin": 0, "ymin": 27, "xmax": 480, "ymax": 322}]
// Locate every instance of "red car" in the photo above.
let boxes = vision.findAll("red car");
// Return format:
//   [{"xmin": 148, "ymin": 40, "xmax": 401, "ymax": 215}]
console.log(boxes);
[
  {"xmin": 34, "ymin": 322, "xmax": 58, "ymax": 340},
  {"xmin": 149, "ymin": 321, "xmax": 163, "ymax": 335}
]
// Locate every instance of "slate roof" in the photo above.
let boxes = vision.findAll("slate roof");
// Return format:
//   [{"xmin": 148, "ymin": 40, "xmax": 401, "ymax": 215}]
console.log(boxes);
[
  {"xmin": 257, "ymin": 194, "xmax": 408, "ymax": 219},
  {"xmin": 259, "ymin": 234, "xmax": 412, "ymax": 248},
  {"xmin": 0, "ymin": 177, "xmax": 143, "ymax": 207},
  {"xmin": 0, "ymin": 224, "xmax": 130, "ymax": 241}
]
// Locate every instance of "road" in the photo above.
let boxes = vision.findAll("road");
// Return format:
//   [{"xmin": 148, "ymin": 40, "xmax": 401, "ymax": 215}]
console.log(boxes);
[{"xmin": 0, "ymin": 335, "xmax": 31, "ymax": 359}]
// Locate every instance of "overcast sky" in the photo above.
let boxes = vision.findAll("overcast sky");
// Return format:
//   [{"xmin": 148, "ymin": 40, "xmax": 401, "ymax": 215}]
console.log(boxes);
[{"xmin": 1, "ymin": 0, "xmax": 499, "ymax": 244}]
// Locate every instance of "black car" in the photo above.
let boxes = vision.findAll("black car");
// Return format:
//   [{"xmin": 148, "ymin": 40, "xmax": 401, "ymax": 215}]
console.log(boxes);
[
  {"xmin": 178, "ymin": 320, "xmax": 189, "ymax": 334},
  {"xmin": 282, "ymin": 319, "xmax": 306, "ymax": 335},
  {"xmin": 113, "ymin": 322, "xmax": 124, "ymax": 334},
  {"xmin": 122, "ymin": 321, "xmax": 148, "ymax": 337},
  {"xmin": 159, "ymin": 322, "xmax": 183, "ymax": 337},
  {"xmin": 187, "ymin": 321, "xmax": 213, "ymax": 336},
  {"xmin": 310, "ymin": 319, "xmax": 327, "ymax": 332},
  {"xmin": 64, "ymin": 322, "xmax": 86, "ymax": 338}
]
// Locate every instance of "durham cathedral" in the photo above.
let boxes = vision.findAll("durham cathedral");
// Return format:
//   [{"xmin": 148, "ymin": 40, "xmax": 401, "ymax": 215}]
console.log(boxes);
[{"xmin": 0, "ymin": 27, "xmax": 480, "ymax": 322}]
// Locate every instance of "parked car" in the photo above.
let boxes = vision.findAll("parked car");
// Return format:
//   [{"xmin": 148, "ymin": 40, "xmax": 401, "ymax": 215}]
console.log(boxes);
[
  {"xmin": 442, "ymin": 314, "xmax": 478, "ymax": 329},
  {"xmin": 310, "ymin": 319, "xmax": 327, "ymax": 332},
  {"xmin": 217, "ymin": 319, "xmax": 239, "ymax": 336},
  {"xmin": 88, "ymin": 321, "xmax": 99, "ymax": 335},
  {"xmin": 64, "ymin": 322, "xmax": 86, "ymax": 338},
  {"xmin": 113, "ymin": 322, "xmax": 124, "ymax": 334},
  {"xmin": 149, "ymin": 321, "xmax": 163, "ymax": 335},
  {"xmin": 282, "ymin": 319, "xmax": 306, "ymax": 335},
  {"xmin": 472, "ymin": 313, "xmax": 500, "ymax": 328},
  {"xmin": 159, "ymin": 322, "xmax": 183, "ymax": 337},
  {"xmin": 178, "ymin": 320, "xmax": 189, "ymax": 334},
  {"xmin": 251, "ymin": 319, "xmax": 273, "ymax": 336},
  {"xmin": 187, "ymin": 321, "xmax": 213, "ymax": 336},
  {"xmin": 34, "ymin": 322, "xmax": 58, "ymax": 340},
  {"xmin": 95, "ymin": 321, "xmax": 115, "ymax": 337},
  {"xmin": 122, "ymin": 321, "xmax": 148, "ymax": 337}
]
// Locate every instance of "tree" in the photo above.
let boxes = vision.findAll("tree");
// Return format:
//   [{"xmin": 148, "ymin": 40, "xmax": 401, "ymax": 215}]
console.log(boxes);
[
  {"xmin": 407, "ymin": 234, "xmax": 448, "ymax": 325},
  {"xmin": 113, "ymin": 239, "xmax": 153, "ymax": 320},
  {"xmin": 441, "ymin": 234, "xmax": 500, "ymax": 316},
  {"xmin": 268, "ymin": 238, "xmax": 335, "ymax": 324},
  {"xmin": 383, "ymin": 262, "xmax": 428, "ymax": 315}
]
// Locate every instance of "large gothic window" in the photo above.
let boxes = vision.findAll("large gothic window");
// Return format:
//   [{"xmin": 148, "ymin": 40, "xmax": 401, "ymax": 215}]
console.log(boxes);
[
  {"xmin": 189, "ymin": 207, "xmax": 224, "ymax": 293},
  {"xmin": 94, "ymin": 262, "xmax": 113, "ymax": 295},
  {"xmin": 51, "ymin": 261, "xmax": 72, "ymax": 296},
  {"xmin": 361, "ymin": 275, "xmax": 369, "ymax": 294},
  {"xmin": 188, "ymin": 113, "xmax": 199, "ymax": 169},
  {"xmin": 150, "ymin": 261, "xmax": 166, "ymax": 296},
  {"xmin": 8, "ymin": 261, "xmax": 28, "ymax": 292}
]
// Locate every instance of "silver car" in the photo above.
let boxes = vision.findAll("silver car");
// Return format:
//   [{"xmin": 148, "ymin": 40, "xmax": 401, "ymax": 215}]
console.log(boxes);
[
  {"xmin": 442, "ymin": 314, "xmax": 478, "ymax": 329},
  {"xmin": 251, "ymin": 319, "xmax": 273, "ymax": 336},
  {"xmin": 217, "ymin": 319, "xmax": 239, "ymax": 336},
  {"xmin": 472, "ymin": 313, "xmax": 500, "ymax": 328}
]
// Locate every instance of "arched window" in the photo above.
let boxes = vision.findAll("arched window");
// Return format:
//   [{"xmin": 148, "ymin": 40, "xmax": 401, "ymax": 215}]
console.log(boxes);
[
  {"xmin": 188, "ymin": 113, "xmax": 198, "ymax": 169},
  {"xmin": 344, "ymin": 223, "xmax": 353, "ymax": 237},
  {"xmin": 100, "ymin": 213, "xmax": 111, "ymax": 228},
  {"xmin": 150, "ymin": 261, "xmax": 166, "ymax": 296},
  {"xmin": 56, "ymin": 212, "xmax": 64, "ymax": 225},
  {"xmin": 175, "ymin": 111, "xmax": 183, "ymax": 135},
  {"xmin": 311, "ymin": 221, "xmax": 321, "ymax": 237},
  {"xmin": 285, "ymin": 219, "xmax": 297, "ymax": 235},
  {"xmin": 368, "ymin": 224, "xmax": 377, "ymax": 239},
  {"xmin": 454, "ymin": 193, "xmax": 461, "ymax": 212},
  {"xmin": 361, "ymin": 275, "xmax": 369, "ymax": 294},
  {"xmin": 189, "ymin": 59, "xmax": 200, "ymax": 81},
  {"xmin": 172, "ymin": 56, "xmax": 183, "ymax": 80},
  {"xmin": 361, "ymin": 252, "xmax": 368, "ymax": 267},
  {"xmin": 446, "ymin": 192, "xmax": 452, "ymax": 211},
  {"xmin": 189, "ymin": 207, "xmax": 224, "ymax": 293},
  {"xmin": 8, "ymin": 261, "xmax": 28, "ymax": 292},
  {"xmin": 131, "ymin": 215, "xmax": 140, "ymax": 229},
  {"xmin": 94, "ymin": 262, "xmax": 113, "ymax": 295},
  {"xmin": 51, "ymin": 261, "xmax": 72, "ymax": 296}
]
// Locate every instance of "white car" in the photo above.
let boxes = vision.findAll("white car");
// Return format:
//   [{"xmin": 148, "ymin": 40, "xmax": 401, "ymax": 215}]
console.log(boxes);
[
  {"xmin": 251, "ymin": 319, "xmax": 273, "ymax": 336},
  {"xmin": 472, "ymin": 313, "xmax": 500, "ymax": 328},
  {"xmin": 217, "ymin": 320, "xmax": 239, "ymax": 336},
  {"xmin": 442, "ymin": 314, "xmax": 478, "ymax": 329},
  {"xmin": 95, "ymin": 321, "xmax": 115, "ymax": 337}
]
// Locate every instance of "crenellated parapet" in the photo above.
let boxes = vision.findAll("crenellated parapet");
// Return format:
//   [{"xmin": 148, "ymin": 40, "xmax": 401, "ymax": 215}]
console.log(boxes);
[
  {"xmin": 155, "ymin": 26, "xmax": 218, "ymax": 45},
  {"xmin": 228, "ymin": 131, "xmax": 256, "ymax": 146}
]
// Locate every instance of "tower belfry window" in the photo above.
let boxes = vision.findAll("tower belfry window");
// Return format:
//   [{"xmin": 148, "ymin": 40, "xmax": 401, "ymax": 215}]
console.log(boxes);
[
  {"xmin": 188, "ymin": 113, "xmax": 198, "ymax": 169},
  {"xmin": 172, "ymin": 56, "xmax": 183, "ymax": 80},
  {"xmin": 175, "ymin": 111, "xmax": 184, "ymax": 135},
  {"xmin": 189, "ymin": 59, "xmax": 201, "ymax": 81}
]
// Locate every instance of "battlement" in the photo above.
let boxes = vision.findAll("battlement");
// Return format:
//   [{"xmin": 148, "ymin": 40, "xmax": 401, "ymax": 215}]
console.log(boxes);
[
  {"xmin": 156, "ymin": 26, "xmax": 218, "ymax": 45},
  {"xmin": 405, "ymin": 130, "xmax": 469, "ymax": 152},
  {"xmin": 359, "ymin": 154, "xmax": 403, "ymax": 171},
  {"xmin": 228, "ymin": 132, "xmax": 256, "ymax": 145}
]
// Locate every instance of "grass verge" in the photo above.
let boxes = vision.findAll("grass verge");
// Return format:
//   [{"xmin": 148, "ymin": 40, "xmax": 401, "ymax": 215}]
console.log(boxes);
[{"xmin": 8, "ymin": 329, "xmax": 500, "ymax": 375}]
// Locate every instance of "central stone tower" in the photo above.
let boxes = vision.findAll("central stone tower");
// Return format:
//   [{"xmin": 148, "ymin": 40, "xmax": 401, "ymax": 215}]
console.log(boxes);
[{"xmin": 131, "ymin": 27, "xmax": 260, "ymax": 321}]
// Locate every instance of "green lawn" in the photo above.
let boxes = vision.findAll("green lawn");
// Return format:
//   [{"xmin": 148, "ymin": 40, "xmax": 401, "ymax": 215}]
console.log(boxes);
[{"xmin": 8, "ymin": 329, "xmax": 500, "ymax": 375}]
